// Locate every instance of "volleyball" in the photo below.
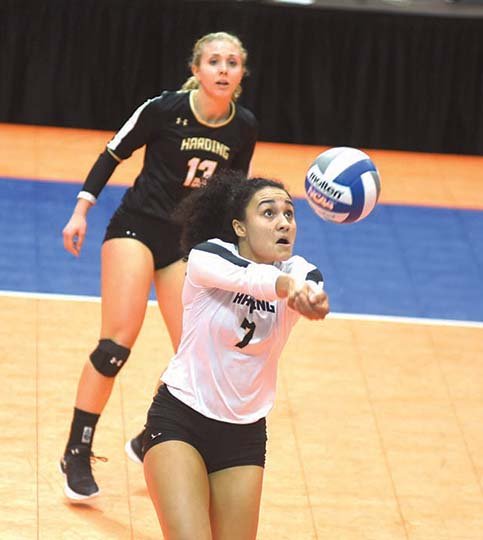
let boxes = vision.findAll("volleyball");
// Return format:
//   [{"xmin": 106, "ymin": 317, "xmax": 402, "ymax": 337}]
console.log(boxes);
[{"xmin": 304, "ymin": 147, "xmax": 381, "ymax": 224}]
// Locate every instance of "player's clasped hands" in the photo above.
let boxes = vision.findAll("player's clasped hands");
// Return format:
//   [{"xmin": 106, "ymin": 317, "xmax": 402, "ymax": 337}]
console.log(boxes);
[{"xmin": 288, "ymin": 281, "xmax": 329, "ymax": 320}]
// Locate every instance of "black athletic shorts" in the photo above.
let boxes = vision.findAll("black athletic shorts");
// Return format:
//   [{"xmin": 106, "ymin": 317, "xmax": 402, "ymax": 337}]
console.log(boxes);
[
  {"xmin": 143, "ymin": 385, "xmax": 267, "ymax": 474},
  {"xmin": 104, "ymin": 207, "xmax": 183, "ymax": 270}
]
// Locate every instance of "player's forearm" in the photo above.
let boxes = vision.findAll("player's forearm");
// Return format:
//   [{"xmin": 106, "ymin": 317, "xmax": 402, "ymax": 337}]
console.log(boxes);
[{"xmin": 72, "ymin": 197, "xmax": 94, "ymax": 218}]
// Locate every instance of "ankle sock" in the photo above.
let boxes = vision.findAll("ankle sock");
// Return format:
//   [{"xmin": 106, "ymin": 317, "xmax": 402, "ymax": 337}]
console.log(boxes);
[{"xmin": 65, "ymin": 407, "xmax": 100, "ymax": 452}]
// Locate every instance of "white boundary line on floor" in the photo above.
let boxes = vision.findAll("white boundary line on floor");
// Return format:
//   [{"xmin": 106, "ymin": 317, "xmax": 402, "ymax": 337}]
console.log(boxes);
[{"xmin": 2, "ymin": 289, "xmax": 482, "ymax": 329}]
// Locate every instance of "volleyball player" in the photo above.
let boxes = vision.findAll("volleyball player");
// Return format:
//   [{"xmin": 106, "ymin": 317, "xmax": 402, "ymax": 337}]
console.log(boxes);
[
  {"xmin": 142, "ymin": 170, "xmax": 329, "ymax": 539},
  {"xmin": 60, "ymin": 32, "xmax": 258, "ymax": 501}
]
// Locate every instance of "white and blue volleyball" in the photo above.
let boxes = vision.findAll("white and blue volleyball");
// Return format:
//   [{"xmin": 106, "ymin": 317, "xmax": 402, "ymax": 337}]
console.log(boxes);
[{"xmin": 304, "ymin": 147, "xmax": 381, "ymax": 224}]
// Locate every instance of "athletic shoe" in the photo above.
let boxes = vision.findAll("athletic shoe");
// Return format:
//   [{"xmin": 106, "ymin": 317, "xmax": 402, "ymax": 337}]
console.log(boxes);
[
  {"xmin": 60, "ymin": 445, "xmax": 107, "ymax": 501},
  {"xmin": 124, "ymin": 431, "xmax": 144, "ymax": 464}
]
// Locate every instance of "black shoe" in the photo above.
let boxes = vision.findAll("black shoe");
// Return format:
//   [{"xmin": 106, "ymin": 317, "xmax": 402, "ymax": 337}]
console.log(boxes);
[
  {"xmin": 60, "ymin": 445, "xmax": 107, "ymax": 501},
  {"xmin": 124, "ymin": 431, "xmax": 144, "ymax": 464}
]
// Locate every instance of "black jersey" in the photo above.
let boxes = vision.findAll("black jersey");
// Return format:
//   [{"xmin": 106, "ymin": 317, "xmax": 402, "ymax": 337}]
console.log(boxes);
[{"xmin": 104, "ymin": 90, "xmax": 257, "ymax": 220}]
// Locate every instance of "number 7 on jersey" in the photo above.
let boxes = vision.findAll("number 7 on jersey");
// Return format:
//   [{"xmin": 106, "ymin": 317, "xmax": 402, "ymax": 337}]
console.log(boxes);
[{"xmin": 235, "ymin": 318, "xmax": 256, "ymax": 349}]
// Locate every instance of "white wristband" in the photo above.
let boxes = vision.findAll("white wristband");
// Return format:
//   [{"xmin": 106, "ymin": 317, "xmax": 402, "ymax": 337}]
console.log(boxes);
[{"xmin": 77, "ymin": 191, "xmax": 97, "ymax": 205}]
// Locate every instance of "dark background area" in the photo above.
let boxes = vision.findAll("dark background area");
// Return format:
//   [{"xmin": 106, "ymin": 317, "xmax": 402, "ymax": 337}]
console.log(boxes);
[{"xmin": 1, "ymin": 0, "xmax": 483, "ymax": 154}]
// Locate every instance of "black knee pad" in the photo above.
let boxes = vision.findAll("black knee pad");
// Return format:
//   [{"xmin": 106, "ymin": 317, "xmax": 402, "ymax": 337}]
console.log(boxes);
[{"xmin": 90, "ymin": 339, "xmax": 131, "ymax": 377}]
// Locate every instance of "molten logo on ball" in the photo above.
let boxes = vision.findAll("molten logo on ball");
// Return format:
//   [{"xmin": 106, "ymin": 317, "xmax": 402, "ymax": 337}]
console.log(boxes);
[{"xmin": 306, "ymin": 169, "xmax": 344, "ymax": 201}]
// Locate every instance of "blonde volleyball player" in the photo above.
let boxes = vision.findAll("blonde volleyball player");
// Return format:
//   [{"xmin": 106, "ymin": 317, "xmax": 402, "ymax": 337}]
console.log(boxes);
[
  {"xmin": 60, "ymin": 32, "xmax": 258, "ymax": 500},
  {"xmin": 142, "ymin": 171, "xmax": 329, "ymax": 540}
]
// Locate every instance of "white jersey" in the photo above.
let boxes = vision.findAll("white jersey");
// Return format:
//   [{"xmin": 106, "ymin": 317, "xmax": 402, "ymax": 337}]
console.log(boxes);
[{"xmin": 162, "ymin": 238, "xmax": 324, "ymax": 424}]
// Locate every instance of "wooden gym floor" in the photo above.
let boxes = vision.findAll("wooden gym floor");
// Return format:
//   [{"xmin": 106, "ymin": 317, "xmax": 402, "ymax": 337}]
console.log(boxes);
[{"xmin": 0, "ymin": 123, "xmax": 482, "ymax": 539}]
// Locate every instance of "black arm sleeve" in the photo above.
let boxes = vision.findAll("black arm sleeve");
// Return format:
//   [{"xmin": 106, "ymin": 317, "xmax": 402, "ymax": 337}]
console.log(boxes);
[{"xmin": 81, "ymin": 150, "xmax": 120, "ymax": 198}]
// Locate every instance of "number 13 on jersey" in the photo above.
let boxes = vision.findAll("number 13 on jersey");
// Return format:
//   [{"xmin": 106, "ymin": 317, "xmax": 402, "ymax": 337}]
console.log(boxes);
[{"xmin": 183, "ymin": 157, "xmax": 218, "ymax": 187}]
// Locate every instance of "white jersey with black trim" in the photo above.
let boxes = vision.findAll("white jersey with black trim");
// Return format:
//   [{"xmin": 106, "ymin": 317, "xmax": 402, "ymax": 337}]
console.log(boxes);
[{"xmin": 162, "ymin": 238, "xmax": 324, "ymax": 424}]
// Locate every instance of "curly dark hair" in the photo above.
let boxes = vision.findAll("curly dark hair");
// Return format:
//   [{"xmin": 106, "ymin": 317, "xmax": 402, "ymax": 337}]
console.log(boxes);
[{"xmin": 172, "ymin": 170, "xmax": 290, "ymax": 254}]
